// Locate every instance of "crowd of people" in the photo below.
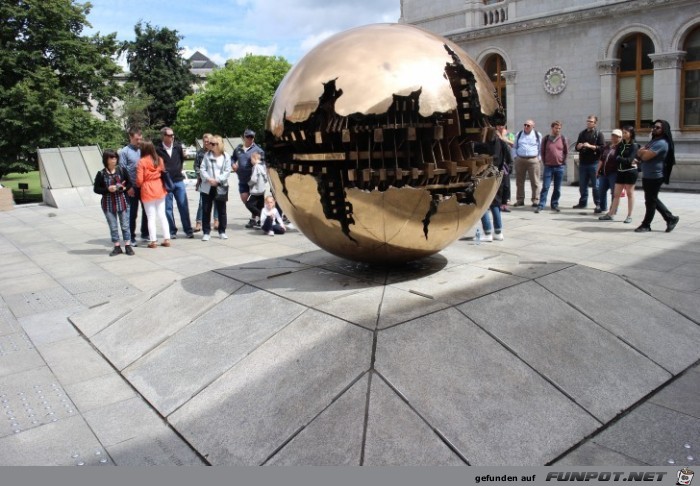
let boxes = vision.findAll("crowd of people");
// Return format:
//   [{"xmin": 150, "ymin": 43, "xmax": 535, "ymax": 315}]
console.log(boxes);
[
  {"xmin": 478, "ymin": 116, "xmax": 680, "ymax": 241},
  {"xmin": 93, "ymin": 127, "xmax": 286, "ymax": 256}
]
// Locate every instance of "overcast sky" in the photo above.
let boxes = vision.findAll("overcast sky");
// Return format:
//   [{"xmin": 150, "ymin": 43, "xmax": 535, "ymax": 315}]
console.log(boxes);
[{"xmin": 83, "ymin": 0, "xmax": 401, "ymax": 66}]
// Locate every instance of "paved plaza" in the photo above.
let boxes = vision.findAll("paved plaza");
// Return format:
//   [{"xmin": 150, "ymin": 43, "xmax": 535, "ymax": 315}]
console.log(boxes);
[{"xmin": 0, "ymin": 183, "xmax": 698, "ymax": 466}]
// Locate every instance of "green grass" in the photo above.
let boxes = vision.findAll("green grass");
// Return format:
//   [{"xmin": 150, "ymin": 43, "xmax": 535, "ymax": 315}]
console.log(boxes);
[{"xmin": 1, "ymin": 171, "xmax": 43, "ymax": 203}]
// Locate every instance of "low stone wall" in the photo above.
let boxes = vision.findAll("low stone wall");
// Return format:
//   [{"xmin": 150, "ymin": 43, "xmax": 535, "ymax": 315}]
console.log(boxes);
[{"xmin": 0, "ymin": 187, "xmax": 14, "ymax": 211}]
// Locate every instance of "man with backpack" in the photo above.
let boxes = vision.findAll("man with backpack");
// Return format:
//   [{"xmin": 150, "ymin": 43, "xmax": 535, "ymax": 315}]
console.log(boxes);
[
  {"xmin": 574, "ymin": 115, "xmax": 605, "ymax": 212},
  {"xmin": 513, "ymin": 119, "xmax": 542, "ymax": 207}
]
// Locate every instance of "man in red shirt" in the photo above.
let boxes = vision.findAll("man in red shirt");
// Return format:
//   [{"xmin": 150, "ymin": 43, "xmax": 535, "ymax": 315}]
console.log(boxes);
[{"xmin": 535, "ymin": 121, "xmax": 568, "ymax": 213}]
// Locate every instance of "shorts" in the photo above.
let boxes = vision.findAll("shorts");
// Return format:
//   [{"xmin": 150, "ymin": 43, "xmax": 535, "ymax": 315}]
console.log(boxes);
[{"xmin": 616, "ymin": 169, "xmax": 638, "ymax": 186}]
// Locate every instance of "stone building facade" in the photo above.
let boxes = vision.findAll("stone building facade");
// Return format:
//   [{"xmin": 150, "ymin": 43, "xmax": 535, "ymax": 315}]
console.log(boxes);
[{"xmin": 400, "ymin": 0, "xmax": 700, "ymax": 183}]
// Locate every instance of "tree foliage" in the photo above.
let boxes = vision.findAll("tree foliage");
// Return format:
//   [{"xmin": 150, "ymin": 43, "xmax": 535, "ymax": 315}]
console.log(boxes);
[
  {"xmin": 0, "ymin": 0, "xmax": 123, "ymax": 177},
  {"xmin": 122, "ymin": 22, "xmax": 195, "ymax": 129},
  {"xmin": 174, "ymin": 55, "xmax": 291, "ymax": 143}
]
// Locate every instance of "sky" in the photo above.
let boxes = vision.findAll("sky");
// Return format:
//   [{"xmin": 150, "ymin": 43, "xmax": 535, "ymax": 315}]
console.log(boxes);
[{"xmin": 83, "ymin": 0, "xmax": 401, "ymax": 67}]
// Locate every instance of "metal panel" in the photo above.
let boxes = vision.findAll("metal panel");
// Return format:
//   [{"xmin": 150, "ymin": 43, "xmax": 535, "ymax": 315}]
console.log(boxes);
[
  {"xmin": 38, "ymin": 149, "xmax": 72, "ymax": 189},
  {"xmin": 59, "ymin": 147, "xmax": 93, "ymax": 187},
  {"xmin": 80, "ymin": 146, "xmax": 103, "ymax": 180}
]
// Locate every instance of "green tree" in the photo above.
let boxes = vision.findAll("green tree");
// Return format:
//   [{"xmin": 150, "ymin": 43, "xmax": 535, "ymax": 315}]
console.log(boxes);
[
  {"xmin": 0, "ymin": 0, "xmax": 122, "ymax": 177},
  {"xmin": 122, "ymin": 22, "xmax": 195, "ymax": 129},
  {"xmin": 174, "ymin": 55, "xmax": 291, "ymax": 143}
]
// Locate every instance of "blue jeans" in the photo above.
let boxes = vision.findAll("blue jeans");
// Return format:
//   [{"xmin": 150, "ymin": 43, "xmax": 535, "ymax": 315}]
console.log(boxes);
[
  {"xmin": 165, "ymin": 180, "xmax": 193, "ymax": 236},
  {"xmin": 538, "ymin": 165, "xmax": 565, "ymax": 209},
  {"xmin": 597, "ymin": 172, "xmax": 617, "ymax": 212},
  {"xmin": 578, "ymin": 163, "xmax": 600, "ymax": 207},
  {"xmin": 480, "ymin": 206, "xmax": 502, "ymax": 234},
  {"xmin": 104, "ymin": 209, "xmax": 131, "ymax": 243}
]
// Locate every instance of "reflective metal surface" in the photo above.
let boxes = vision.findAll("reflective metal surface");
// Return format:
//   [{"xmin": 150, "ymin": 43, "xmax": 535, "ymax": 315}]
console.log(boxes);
[{"xmin": 265, "ymin": 23, "xmax": 504, "ymax": 264}]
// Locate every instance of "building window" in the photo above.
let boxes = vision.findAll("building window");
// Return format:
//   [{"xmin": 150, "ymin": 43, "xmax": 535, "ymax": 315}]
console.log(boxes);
[
  {"xmin": 617, "ymin": 33, "xmax": 654, "ymax": 129},
  {"xmin": 484, "ymin": 54, "xmax": 507, "ymax": 113},
  {"xmin": 682, "ymin": 27, "xmax": 700, "ymax": 129}
]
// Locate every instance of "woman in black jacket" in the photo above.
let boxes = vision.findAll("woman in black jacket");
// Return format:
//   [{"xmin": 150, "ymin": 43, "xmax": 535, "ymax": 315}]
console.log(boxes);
[{"xmin": 93, "ymin": 149, "xmax": 135, "ymax": 256}]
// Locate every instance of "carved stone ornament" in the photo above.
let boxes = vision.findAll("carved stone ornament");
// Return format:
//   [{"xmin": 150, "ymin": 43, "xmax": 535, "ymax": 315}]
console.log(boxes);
[{"xmin": 543, "ymin": 66, "xmax": 567, "ymax": 95}]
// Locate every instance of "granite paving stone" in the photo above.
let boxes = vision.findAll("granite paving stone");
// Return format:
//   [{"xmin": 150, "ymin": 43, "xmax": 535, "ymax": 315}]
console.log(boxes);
[
  {"xmin": 3, "ymin": 286, "xmax": 81, "ymax": 318},
  {"xmin": 0, "ymin": 333, "xmax": 44, "ymax": 378},
  {"xmin": 459, "ymin": 281, "xmax": 672, "ymax": 422},
  {"xmin": 592, "ymin": 402, "xmax": 700, "ymax": 465},
  {"xmin": 363, "ymin": 373, "xmax": 465, "ymax": 466},
  {"xmin": 375, "ymin": 307, "xmax": 601, "ymax": 465},
  {"xmin": 254, "ymin": 266, "xmax": 376, "ymax": 308},
  {"xmin": 538, "ymin": 265, "xmax": 700, "ymax": 374},
  {"xmin": 124, "ymin": 285, "xmax": 307, "ymax": 416},
  {"xmin": 106, "ymin": 428, "xmax": 205, "ymax": 466},
  {"xmin": 91, "ymin": 272, "xmax": 244, "ymax": 370},
  {"xmin": 64, "ymin": 372, "xmax": 137, "ymax": 413},
  {"xmin": 169, "ymin": 309, "xmax": 373, "ymax": 465},
  {"xmin": 647, "ymin": 366, "xmax": 700, "ymax": 419},
  {"xmin": 0, "ymin": 367, "xmax": 78, "ymax": 438},
  {"xmin": 0, "ymin": 303, "xmax": 20, "ymax": 336},
  {"xmin": 390, "ymin": 262, "xmax": 527, "ymax": 306},
  {"xmin": 69, "ymin": 291, "xmax": 152, "ymax": 338},
  {"xmin": 37, "ymin": 336, "xmax": 115, "ymax": 386},
  {"xmin": 0, "ymin": 273, "xmax": 60, "ymax": 296},
  {"xmin": 266, "ymin": 373, "xmax": 368, "ymax": 465},
  {"xmin": 18, "ymin": 307, "xmax": 82, "ymax": 346},
  {"xmin": 554, "ymin": 442, "xmax": 649, "ymax": 466},
  {"xmin": 0, "ymin": 415, "xmax": 112, "ymax": 466},
  {"xmin": 627, "ymin": 280, "xmax": 700, "ymax": 323},
  {"xmin": 214, "ymin": 258, "xmax": 311, "ymax": 284}
]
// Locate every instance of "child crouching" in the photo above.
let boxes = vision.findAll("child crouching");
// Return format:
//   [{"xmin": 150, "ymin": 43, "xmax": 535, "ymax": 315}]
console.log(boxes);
[{"xmin": 260, "ymin": 195, "xmax": 286, "ymax": 236}]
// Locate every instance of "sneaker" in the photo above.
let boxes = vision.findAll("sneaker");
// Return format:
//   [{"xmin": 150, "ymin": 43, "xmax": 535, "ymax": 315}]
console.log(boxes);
[
  {"xmin": 219, "ymin": 233, "xmax": 228, "ymax": 240},
  {"xmin": 267, "ymin": 230, "xmax": 274, "ymax": 236},
  {"xmin": 170, "ymin": 234, "xmax": 177, "ymax": 240},
  {"xmin": 245, "ymin": 219, "xmax": 256, "ymax": 229},
  {"xmin": 634, "ymin": 225, "xmax": 651, "ymax": 233},
  {"xmin": 665, "ymin": 216, "xmax": 679, "ymax": 233},
  {"xmin": 161, "ymin": 239, "xmax": 171, "ymax": 247},
  {"xmin": 125, "ymin": 245, "xmax": 135, "ymax": 256},
  {"xmin": 109, "ymin": 246, "xmax": 123, "ymax": 257},
  {"xmin": 131, "ymin": 240, "xmax": 138, "ymax": 247},
  {"xmin": 494, "ymin": 232, "xmax": 504, "ymax": 241},
  {"xmin": 531, "ymin": 203, "xmax": 539, "ymax": 208},
  {"xmin": 147, "ymin": 241, "xmax": 158, "ymax": 249},
  {"xmin": 598, "ymin": 214, "xmax": 613, "ymax": 221},
  {"xmin": 186, "ymin": 233, "xmax": 194, "ymax": 239},
  {"xmin": 202, "ymin": 234, "xmax": 210, "ymax": 241},
  {"xmin": 481, "ymin": 233, "xmax": 493, "ymax": 242},
  {"xmin": 513, "ymin": 202, "xmax": 524, "ymax": 207},
  {"xmin": 594, "ymin": 206, "xmax": 603, "ymax": 214},
  {"xmin": 534, "ymin": 207, "xmax": 541, "ymax": 214},
  {"xmin": 572, "ymin": 204, "xmax": 586, "ymax": 209},
  {"xmin": 254, "ymin": 219, "xmax": 261, "ymax": 228},
  {"xmin": 552, "ymin": 207, "xmax": 561, "ymax": 213},
  {"xmin": 624, "ymin": 217, "xmax": 633, "ymax": 224},
  {"xmin": 282, "ymin": 215, "xmax": 291, "ymax": 224}
]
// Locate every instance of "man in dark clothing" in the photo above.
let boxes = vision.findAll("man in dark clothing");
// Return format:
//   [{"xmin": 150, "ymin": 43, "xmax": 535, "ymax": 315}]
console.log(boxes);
[
  {"xmin": 232, "ymin": 128, "xmax": 265, "ymax": 228},
  {"xmin": 574, "ymin": 115, "xmax": 605, "ymax": 212},
  {"xmin": 157, "ymin": 127, "xmax": 193, "ymax": 239}
]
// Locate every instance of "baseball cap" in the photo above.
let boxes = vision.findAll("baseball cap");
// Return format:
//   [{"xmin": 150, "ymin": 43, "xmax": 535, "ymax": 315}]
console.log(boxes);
[
  {"xmin": 611, "ymin": 129, "xmax": 622, "ymax": 138},
  {"xmin": 244, "ymin": 129, "xmax": 255, "ymax": 138}
]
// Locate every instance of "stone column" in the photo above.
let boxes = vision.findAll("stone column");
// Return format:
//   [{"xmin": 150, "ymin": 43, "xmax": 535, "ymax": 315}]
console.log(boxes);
[
  {"xmin": 502, "ymin": 70, "xmax": 517, "ymax": 131},
  {"xmin": 648, "ymin": 51, "xmax": 686, "ymax": 129},
  {"xmin": 464, "ymin": 0, "xmax": 483, "ymax": 29},
  {"xmin": 597, "ymin": 59, "xmax": 620, "ymax": 133}
]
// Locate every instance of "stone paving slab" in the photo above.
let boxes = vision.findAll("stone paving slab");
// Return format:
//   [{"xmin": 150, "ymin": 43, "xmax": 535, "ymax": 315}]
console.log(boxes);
[
  {"xmin": 18, "ymin": 307, "xmax": 81, "ymax": 346},
  {"xmin": 0, "ymin": 303, "xmax": 20, "ymax": 336},
  {"xmin": 592, "ymin": 403, "xmax": 700, "ymax": 465},
  {"xmin": 390, "ymin": 262, "xmax": 527, "ymax": 306},
  {"xmin": 364, "ymin": 373, "xmax": 465, "ymax": 466},
  {"xmin": 105, "ymin": 428, "xmax": 206, "ymax": 466},
  {"xmin": 64, "ymin": 372, "xmax": 137, "ymax": 414},
  {"xmin": 0, "ymin": 367, "xmax": 77, "ymax": 439},
  {"xmin": 37, "ymin": 337, "xmax": 115, "ymax": 386},
  {"xmin": 3, "ymin": 286, "xmax": 81, "ymax": 319},
  {"xmin": 648, "ymin": 367, "xmax": 700, "ymax": 419},
  {"xmin": 214, "ymin": 258, "xmax": 311, "ymax": 284},
  {"xmin": 0, "ymin": 332, "xmax": 44, "ymax": 378},
  {"xmin": 91, "ymin": 272, "xmax": 244, "ymax": 370},
  {"xmin": 69, "ymin": 291, "xmax": 152, "ymax": 338},
  {"xmin": 169, "ymin": 310, "xmax": 373, "ymax": 465},
  {"xmin": 375, "ymin": 307, "xmax": 600, "ymax": 465},
  {"xmin": 266, "ymin": 374, "xmax": 368, "ymax": 465},
  {"xmin": 554, "ymin": 442, "xmax": 648, "ymax": 466},
  {"xmin": 0, "ymin": 414, "xmax": 112, "ymax": 466},
  {"xmin": 124, "ymin": 285, "xmax": 307, "ymax": 416},
  {"xmin": 629, "ymin": 280, "xmax": 700, "ymax": 323},
  {"xmin": 537, "ymin": 265, "xmax": 700, "ymax": 374},
  {"xmin": 460, "ymin": 280, "xmax": 672, "ymax": 422}
]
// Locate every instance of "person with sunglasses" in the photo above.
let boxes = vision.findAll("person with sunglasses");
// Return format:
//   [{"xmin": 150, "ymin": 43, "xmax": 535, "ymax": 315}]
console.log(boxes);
[
  {"xmin": 574, "ymin": 115, "xmax": 605, "ymax": 212},
  {"xmin": 634, "ymin": 120, "xmax": 680, "ymax": 233},
  {"xmin": 193, "ymin": 133, "xmax": 213, "ymax": 233},
  {"xmin": 232, "ymin": 129, "xmax": 265, "ymax": 228}
]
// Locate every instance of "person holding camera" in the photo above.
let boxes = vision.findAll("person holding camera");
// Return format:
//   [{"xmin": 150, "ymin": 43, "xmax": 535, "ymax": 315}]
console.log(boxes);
[{"xmin": 93, "ymin": 149, "xmax": 135, "ymax": 256}]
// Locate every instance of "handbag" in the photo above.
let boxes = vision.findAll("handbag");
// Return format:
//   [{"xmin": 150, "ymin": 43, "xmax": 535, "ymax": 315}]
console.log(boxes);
[
  {"xmin": 207, "ymin": 156, "xmax": 229, "ymax": 201},
  {"xmin": 161, "ymin": 170, "xmax": 174, "ymax": 192}
]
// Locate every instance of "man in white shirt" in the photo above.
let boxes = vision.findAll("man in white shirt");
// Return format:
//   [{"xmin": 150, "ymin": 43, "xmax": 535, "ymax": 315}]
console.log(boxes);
[{"xmin": 513, "ymin": 119, "xmax": 543, "ymax": 207}]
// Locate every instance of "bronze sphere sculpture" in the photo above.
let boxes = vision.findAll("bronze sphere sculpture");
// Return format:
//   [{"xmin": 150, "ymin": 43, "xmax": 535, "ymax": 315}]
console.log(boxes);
[{"xmin": 265, "ymin": 23, "xmax": 505, "ymax": 264}]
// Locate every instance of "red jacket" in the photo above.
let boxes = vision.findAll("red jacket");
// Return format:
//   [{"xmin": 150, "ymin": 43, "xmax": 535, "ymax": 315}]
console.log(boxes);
[{"xmin": 136, "ymin": 156, "xmax": 167, "ymax": 203}]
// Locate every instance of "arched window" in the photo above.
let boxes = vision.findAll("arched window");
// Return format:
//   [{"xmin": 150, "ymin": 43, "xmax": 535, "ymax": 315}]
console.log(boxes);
[
  {"xmin": 617, "ymin": 33, "xmax": 654, "ymax": 129},
  {"xmin": 682, "ymin": 27, "xmax": 700, "ymax": 129},
  {"xmin": 484, "ymin": 54, "xmax": 507, "ymax": 112}
]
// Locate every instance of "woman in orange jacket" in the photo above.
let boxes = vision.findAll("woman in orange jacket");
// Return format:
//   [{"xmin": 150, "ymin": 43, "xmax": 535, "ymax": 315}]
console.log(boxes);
[{"xmin": 137, "ymin": 141, "xmax": 171, "ymax": 248}]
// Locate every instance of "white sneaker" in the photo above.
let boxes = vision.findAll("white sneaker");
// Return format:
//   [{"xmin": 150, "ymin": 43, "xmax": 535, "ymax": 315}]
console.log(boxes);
[
  {"xmin": 202, "ymin": 234, "xmax": 210, "ymax": 241},
  {"xmin": 219, "ymin": 233, "xmax": 228, "ymax": 240},
  {"xmin": 267, "ymin": 231, "xmax": 274, "ymax": 236},
  {"xmin": 494, "ymin": 232, "xmax": 504, "ymax": 241},
  {"xmin": 482, "ymin": 232, "xmax": 493, "ymax": 242}
]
